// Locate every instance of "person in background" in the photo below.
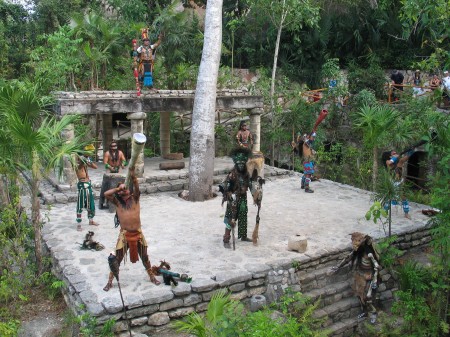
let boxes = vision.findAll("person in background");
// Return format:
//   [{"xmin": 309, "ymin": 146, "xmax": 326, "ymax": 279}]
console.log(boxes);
[
  {"xmin": 390, "ymin": 70, "xmax": 404, "ymax": 101},
  {"xmin": 429, "ymin": 74, "xmax": 441, "ymax": 91},
  {"xmin": 442, "ymin": 70, "xmax": 450, "ymax": 106},
  {"xmin": 99, "ymin": 141, "xmax": 128, "ymax": 209}
]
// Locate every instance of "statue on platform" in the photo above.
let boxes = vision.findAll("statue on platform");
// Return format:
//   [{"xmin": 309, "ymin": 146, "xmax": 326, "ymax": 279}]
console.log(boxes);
[
  {"xmin": 131, "ymin": 28, "xmax": 162, "ymax": 95},
  {"xmin": 236, "ymin": 120, "xmax": 253, "ymax": 149},
  {"xmin": 220, "ymin": 148, "xmax": 264, "ymax": 249},
  {"xmin": 332, "ymin": 232, "xmax": 381, "ymax": 324}
]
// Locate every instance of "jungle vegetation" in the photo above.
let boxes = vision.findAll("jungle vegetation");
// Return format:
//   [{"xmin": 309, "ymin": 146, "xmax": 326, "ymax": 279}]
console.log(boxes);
[{"xmin": 0, "ymin": 0, "xmax": 448, "ymax": 336}]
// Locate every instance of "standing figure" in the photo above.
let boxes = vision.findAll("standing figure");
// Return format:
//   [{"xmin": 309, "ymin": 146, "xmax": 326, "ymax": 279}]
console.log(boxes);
[
  {"xmin": 136, "ymin": 29, "xmax": 162, "ymax": 90},
  {"xmin": 236, "ymin": 120, "xmax": 253, "ymax": 149},
  {"xmin": 429, "ymin": 74, "xmax": 441, "ymax": 91},
  {"xmin": 390, "ymin": 70, "xmax": 404, "ymax": 101},
  {"xmin": 412, "ymin": 70, "xmax": 423, "ymax": 96},
  {"xmin": 104, "ymin": 141, "xmax": 128, "ymax": 174},
  {"xmin": 221, "ymin": 148, "xmax": 254, "ymax": 248},
  {"xmin": 75, "ymin": 145, "xmax": 99, "ymax": 231},
  {"xmin": 382, "ymin": 149, "xmax": 413, "ymax": 219},
  {"xmin": 103, "ymin": 167, "xmax": 160, "ymax": 291},
  {"xmin": 300, "ymin": 132, "xmax": 316, "ymax": 193},
  {"xmin": 292, "ymin": 109, "xmax": 328, "ymax": 193},
  {"xmin": 332, "ymin": 232, "xmax": 381, "ymax": 324},
  {"xmin": 442, "ymin": 70, "xmax": 450, "ymax": 106},
  {"xmin": 99, "ymin": 141, "xmax": 128, "ymax": 209}
]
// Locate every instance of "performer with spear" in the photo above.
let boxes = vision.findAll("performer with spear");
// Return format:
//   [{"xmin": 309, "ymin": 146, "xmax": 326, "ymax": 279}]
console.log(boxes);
[
  {"xmin": 219, "ymin": 148, "xmax": 264, "ymax": 249},
  {"xmin": 291, "ymin": 109, "xmax": 328, "ymax": 193}
]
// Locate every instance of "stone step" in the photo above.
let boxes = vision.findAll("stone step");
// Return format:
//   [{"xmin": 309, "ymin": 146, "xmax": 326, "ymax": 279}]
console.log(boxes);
[
  {"xmin": 304, "ymin": 280, "xmax": 353, "ymax": 309},
  {"xmin": 322, "ymin": 297, "xmax": 361, "ymax": 325},
  {"xmin": 326, "ymin": 317, "xmax": 359, "ymax": 337},
  {"xmin": 298, "ymin": 265, "xmax": 352, "ymax": 292},
  {"xmin": 40, "ymin": 169, "xmax": 292, "ymax": 206}
]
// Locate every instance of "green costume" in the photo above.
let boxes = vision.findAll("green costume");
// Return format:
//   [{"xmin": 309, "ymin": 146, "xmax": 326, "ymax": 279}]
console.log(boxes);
[
  {"xmin": 221, "ymin": 148, "xmax": 253, "ymax": 247},
  {"xmin": 76, "ymin": 181, "xmax": 95, "ymax": 223}
]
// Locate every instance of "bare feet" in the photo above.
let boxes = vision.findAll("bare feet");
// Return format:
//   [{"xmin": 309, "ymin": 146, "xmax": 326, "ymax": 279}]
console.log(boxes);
[
  {"xmin": 405, "ymin": 213, "xmax": 411, "ymax": 220},
  {"xmin": 77, "ymin": 224, "xmax": 82, "ymax": 231},
  {"xmin": 89, "ymin": 220, "xmax": 100, "ymax": 226},
  {"xmin": 150, "ymin": 276, "xmax": 161, "ymax": 286},
  {"xmin": 103, "ymin": 282, "xmax": 113, "ymax": 292}
]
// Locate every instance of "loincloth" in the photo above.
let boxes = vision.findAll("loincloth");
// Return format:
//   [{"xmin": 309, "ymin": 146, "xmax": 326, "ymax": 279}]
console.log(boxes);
[{"xmin": 116, "ymin": 228, "xmax": 148, "ymax": 263}]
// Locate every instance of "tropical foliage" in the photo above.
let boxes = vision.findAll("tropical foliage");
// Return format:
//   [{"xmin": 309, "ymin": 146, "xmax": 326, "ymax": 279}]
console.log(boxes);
[{"xmin": 0, "ymin": 0, "xmax": 449, "ymax": 335}]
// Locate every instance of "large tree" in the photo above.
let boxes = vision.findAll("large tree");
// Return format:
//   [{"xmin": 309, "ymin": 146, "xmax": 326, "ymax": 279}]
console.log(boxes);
[
  {"xmin": 188, "ymin": 0, "xmax": 223, "ymax": 201},
  {"xmin": 247, "ymin": 0, "xmax": 319, "ymax": 164}
]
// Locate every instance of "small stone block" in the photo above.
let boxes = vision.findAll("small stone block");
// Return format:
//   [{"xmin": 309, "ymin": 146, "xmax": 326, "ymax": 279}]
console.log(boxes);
[{"xmin": 288, "ymin": 234, "xmax": 308, "ymax": 253}]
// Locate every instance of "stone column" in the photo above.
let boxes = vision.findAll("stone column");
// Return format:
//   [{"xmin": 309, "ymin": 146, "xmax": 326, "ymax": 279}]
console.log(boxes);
[
  {"xmin": 160, "ymin": 111, "xmax": 171, "ymax": 156},
  {"xmin": 127, "ymin": 112, "xmax": 147, "ymax": 178},
  {"xmin": 102, "ymin": 113, "xmax": 113, "ymax": 157},
  {"xmin": 249, "ymin": 108, "xmax": 262, "ymax": 152},
  {"xmin": 61, "ymin": 123, "xmax": 77, "ymax": 188}
]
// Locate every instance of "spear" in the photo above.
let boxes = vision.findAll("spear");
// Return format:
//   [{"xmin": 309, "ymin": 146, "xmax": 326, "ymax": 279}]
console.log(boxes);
[{"xmin": 108, "ymin": 253, "xmax": 132, "ymax": 337}]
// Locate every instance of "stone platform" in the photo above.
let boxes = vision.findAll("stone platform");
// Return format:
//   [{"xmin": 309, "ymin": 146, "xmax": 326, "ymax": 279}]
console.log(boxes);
[{"xmin": 39, "ymin": 157, "xmax": 433, "ymax": 336}]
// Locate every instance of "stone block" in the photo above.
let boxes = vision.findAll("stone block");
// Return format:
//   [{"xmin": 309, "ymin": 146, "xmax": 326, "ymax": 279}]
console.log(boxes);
[
  {"xmin": 159, "ymin": 298, "xmax": 183, "ymax": 311},
  {"xmin": 172, "ymin": 282, "xmax": 191, "ymax": 296},
  {"xmin": 183, "ymin": 293, "xmax": 202, "ymax": 306},
  {"xmin": 168, "ymin": 306, "xmax": 195, "ymax": 318},
  {"xmin": 131, "ymin": 316, "xmax": 148, "ymax": 326},
  {"xmin": 250, "ymin": 294, "xmax": 267, "ymax": 312},
  {"xmin": 148, "ymin": 312, "xmax": 170, "ymax": 326},
  {"xmin": 191, "ymin": 278, "xmax": 218, "ymax": 292},
  {"xmin": 215, "ymin": 270, "xmax": 252, "ymax": 287}
]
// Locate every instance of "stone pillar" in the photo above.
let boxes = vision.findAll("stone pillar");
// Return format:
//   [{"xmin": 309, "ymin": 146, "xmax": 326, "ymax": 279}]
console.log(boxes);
[
  {"xmin": 102, "ymin": 113, "xmax": 113, "ymax": 156},
  {"xmin": 160, "ymin": 111, "xmax": 171, "ymax": 156},
  {"xmin": 250, "ymin": 108, "xmax": 262, "ymax": 152},
  {"xmin": 61, "ymin": 123, "xmax": 77, "ymax": 187},
  {"xmin": 127, "ymin": 112, "xmax": 147, "ymax": 178}
]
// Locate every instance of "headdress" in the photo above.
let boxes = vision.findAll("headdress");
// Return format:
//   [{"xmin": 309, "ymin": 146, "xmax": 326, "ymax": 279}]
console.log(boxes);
[
  {"xmin": 84, "ymin": 144, "xmax": 95, "ymax": 151},
  {"xmin": 229, "ymin": 147, "xmax": 252, "ymax": 163}
]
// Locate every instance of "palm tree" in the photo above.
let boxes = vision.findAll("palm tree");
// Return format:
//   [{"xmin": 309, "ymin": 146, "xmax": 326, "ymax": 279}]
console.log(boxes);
[
  {"xmin": 374, "ymin": 169, "xmax": 402, "ymax": 237},
  {"xmin": 0, "ymin": 82, "xmax": 83, "ymax": 274},
  {"xmin": 352, "ymin": 104, "xmax": 397, "ymax": 190},
  {"xmin": 188, "ymin": 0, "xmax": 223, "ymax": 201}
]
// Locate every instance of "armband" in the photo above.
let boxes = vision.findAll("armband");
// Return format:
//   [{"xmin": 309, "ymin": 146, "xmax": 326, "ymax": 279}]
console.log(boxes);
[
  {"xmin": 86, "ymin": 157, "xmax": 93, "ymax": 164},
  {"xmin": 390, "ymin": 156, "xmax": 398, "ymax": 165},
  {"xmin": 105, "ymin": 164, "xmax": 110, "ymax": 169},
  {"xmin": 123, "ymin": 160, "xmax": 128, "ymax": 166}
]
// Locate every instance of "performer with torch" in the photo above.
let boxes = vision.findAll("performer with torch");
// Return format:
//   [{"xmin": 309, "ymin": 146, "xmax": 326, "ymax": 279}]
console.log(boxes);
[{"xmin": 103, "ymin": 134, "xmax": 160, "ymax": 291}]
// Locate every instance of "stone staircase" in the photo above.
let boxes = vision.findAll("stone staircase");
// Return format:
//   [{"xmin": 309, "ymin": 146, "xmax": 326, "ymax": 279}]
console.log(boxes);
[{"xmin": 299, "ymin": 263, "xmax": 362, "ymax": 336}]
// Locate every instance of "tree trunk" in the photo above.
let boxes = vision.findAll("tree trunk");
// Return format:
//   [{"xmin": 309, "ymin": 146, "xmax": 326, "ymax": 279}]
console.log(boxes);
[
  {"xmin": 270, "ymin": 17, "xmax": 285, "ymax": 166},
  {"xmin": 31, "ymin": 152, "xmax": 43, "ymax": 275},
  {"xmin": 372, "ymin": 146, "xmax": 378, "ymax": 191},
  {"xmin": 0, "ymin": 175, "xmax": 10, "ymax": 209},
  {"xmin": 188, "ymin": 0, "xmax": 223, "ymax": 202}
]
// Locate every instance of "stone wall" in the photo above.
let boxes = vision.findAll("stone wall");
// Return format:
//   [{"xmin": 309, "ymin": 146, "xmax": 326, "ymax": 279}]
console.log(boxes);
[{"xmin": 51, "ymin": 225, "xmax": 432, "ymax": 336}]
